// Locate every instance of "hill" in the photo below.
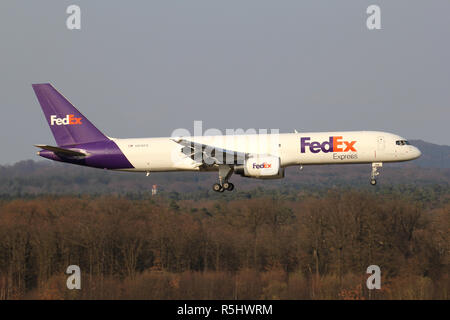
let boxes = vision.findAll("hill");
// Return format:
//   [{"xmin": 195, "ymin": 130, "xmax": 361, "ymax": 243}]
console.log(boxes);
[
  {"xmin": 0, "ymin": 140, "xmax": 448, "ymax": 198},
  {"xmin": 409, "ymin": 140, "xmax": 450, "ymax": 168}
]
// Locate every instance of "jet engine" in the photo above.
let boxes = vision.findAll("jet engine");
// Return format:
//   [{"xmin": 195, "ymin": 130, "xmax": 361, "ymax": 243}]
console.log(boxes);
[{"xmin": 234, "ymin": 155, "xmax": 284, "ymax": 179}]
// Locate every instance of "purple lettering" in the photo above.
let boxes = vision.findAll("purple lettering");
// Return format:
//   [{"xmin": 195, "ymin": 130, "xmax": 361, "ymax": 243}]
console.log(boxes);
[
  {"xmin": 310, "ymin": 141, "xmax": 321, "ymax": 153},
  {"xmin": 321, "ymin": 137, "xmax": 333, "ymax": 153},
  {"xmin": 300, "ymin": 137, "xmax": 311, "ymax": 153}
]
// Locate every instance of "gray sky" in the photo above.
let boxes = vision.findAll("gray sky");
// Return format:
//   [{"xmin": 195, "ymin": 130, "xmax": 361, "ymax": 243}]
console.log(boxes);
[{"xmin": 1, "ymin": 0, "xmax": 449, "ymax": 164}]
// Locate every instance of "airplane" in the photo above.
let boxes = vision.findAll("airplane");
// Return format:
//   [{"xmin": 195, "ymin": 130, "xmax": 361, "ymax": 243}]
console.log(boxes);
[{"xmin": 32, "ymin": 83, "xmax": 422, "ymax": 192}]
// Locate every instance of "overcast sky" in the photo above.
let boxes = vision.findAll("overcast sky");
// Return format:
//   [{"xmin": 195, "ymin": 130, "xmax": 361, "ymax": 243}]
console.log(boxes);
[{"xmin": 0, "ymin": 0, "xmax": 449, "ymax": 164}]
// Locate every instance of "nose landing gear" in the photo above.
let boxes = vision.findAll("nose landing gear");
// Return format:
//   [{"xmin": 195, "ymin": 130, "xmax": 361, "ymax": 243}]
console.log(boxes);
[{"xmin": 370, "ymin": 162, "xmax": 382, "ymax": 186}]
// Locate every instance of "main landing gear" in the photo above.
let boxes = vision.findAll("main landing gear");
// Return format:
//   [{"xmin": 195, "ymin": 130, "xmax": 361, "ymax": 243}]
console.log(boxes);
[
  {"xmin": 370, "ymin": 162, "xmax": 382, "ymax": 186},
  {"xmin": 212, "ymin": 165, "xmax": 235, "ymax": 192},
  {"xmin": 213, "ymin": 182, "xmax": 234, "ymax": 192}
]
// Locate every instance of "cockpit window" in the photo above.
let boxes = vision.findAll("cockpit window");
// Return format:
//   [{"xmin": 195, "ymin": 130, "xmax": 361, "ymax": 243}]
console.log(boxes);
[{"xmin": 396, "ymin": 140, "xmax": 410, "ymax": 146}]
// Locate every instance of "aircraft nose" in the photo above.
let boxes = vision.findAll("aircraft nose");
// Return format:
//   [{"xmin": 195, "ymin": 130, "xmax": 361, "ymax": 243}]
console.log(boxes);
[{"xmin": 411, "ymin": 146, "xmax": 421, "ymax": 159}]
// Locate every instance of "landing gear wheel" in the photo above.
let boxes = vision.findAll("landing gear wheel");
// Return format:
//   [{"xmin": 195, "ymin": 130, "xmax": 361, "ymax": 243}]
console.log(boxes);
[
  {"xmin": 223, "ymin": 182, "xmax": 234, "ymax": 191},
  {"xmin": 213, "ymin": 183, "xmax": 223, "ymax": 192},
  {"xmin": 370, "ymin": 179, "xmax": 377, "ymax": 186}
]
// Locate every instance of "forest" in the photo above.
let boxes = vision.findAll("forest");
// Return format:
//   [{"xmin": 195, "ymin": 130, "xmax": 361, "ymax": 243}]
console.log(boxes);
[
  {"xmin": 0, "ymin": 142, "xmax": 448, "ymax": 300},
  {"xmin": 0, "ymin": 189, "xmax": 448, "ymax": 299}
]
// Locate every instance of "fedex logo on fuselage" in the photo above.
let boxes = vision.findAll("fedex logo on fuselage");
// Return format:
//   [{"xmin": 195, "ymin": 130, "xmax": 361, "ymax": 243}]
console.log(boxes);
[
  {"xmin": 253, "ymin": 162, "xmax": 272, "ymax": 169},
  {"xmin": 300, "ymin": 136, "xmax": 357, "ymax": 153},
  {"xmin": 50, "ymin": 114, "xmax": 82, "ymax": 126}
]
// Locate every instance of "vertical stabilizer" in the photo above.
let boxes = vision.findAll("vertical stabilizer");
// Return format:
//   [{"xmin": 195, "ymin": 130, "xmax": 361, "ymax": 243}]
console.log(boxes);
[{"xmin": 32, "ymin": 83, "xmax": 108, "ymax": 146}]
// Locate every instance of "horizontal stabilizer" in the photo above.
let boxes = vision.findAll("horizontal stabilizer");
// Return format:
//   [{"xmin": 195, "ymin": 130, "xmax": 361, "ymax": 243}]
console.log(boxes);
[{"xmin": 34, "ymin": 144, "xmax": 87, "ymax": 157}]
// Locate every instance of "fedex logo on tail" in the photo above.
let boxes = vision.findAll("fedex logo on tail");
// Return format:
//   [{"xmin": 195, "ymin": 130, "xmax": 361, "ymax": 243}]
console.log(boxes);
[
  {"xmin": 50, "ymin": 114, "xmax": 82, "ymax": 126},
  {"xmin": 301, "ymin": 136, "xmax": 357, "ymax": 153},
  {"xmin": 253, "ymin": 162, "xmax": 272, "ymax": 169}
]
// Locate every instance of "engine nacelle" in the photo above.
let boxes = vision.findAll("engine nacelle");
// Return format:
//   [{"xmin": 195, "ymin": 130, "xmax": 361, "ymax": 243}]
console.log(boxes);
[{"xmin": 234, "ymin": 155, "xmax": 284, "ymax": 179}]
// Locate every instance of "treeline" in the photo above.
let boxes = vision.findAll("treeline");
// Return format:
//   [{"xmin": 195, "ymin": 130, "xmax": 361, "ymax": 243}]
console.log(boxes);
[
  {"xmin": 1, "ymin": 160, "xmax": 449, "ymax": 199},
  {"xmin": 0, "ymin": 191, "xmax": 448, "ymax": 299}
]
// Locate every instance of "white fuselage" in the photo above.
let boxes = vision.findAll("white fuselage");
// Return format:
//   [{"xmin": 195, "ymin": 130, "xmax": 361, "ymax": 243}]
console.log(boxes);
[{"xmin": 112, "ymin": 131, "xmax": 421, "ymax": 173}]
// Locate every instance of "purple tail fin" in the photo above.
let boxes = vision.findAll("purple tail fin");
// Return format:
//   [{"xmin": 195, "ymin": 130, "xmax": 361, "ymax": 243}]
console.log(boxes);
[{"xmin": 32, "ymin": 83, "xmax": 108, "ymax": 146}]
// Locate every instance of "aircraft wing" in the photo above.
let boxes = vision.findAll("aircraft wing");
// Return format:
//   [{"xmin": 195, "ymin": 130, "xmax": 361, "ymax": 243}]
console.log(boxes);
[
  {"xmin": 171, "ymin": 138, "xmax": 247, "ymax": 166},
  {"xmin": 34, "ymin": 144, "xmax": 87, "ymax": 157}
]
